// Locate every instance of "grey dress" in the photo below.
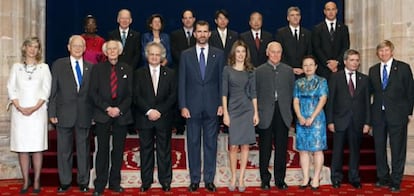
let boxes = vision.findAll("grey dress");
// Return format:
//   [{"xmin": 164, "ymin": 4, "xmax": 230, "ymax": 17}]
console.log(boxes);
[{"xmin": 222, "ymin": 66, "xmax": 256, "ymax": 145}]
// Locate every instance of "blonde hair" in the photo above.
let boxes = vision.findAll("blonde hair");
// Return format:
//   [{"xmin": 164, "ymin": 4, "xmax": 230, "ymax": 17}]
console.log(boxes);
[{"xmin": 21, "ymin": 36, "xmax": 42, "ymax": 63}]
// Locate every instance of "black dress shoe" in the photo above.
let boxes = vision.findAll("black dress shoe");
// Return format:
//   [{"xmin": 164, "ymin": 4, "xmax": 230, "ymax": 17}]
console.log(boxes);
[
  {"xmin": 299, "ymin": 178, "xmax": 311, "ymax": 189},
  {"xmin": 261, "ymin": 182, "xmax": 270, "ymax": 190},
  {"xmin": 188, "ymin": 183, "xmax": 199, "ymax": 192},
  {"xmin": 140, "ymin": 186, "xmax": 150, "ymax": 192},
  {"xmin": 92, "ymin": 191, "xmax": 101, "ymax": 196},
  {"xmin": 311, "ymin": 185, "xmax": 319, "ymax": 191},
  {"xmin": 57, "ymin": 184, "xmax": 70, "ymax": 192},
  {"xmin": 276, "ymin": 181, "xmax": 288, "ymax": 190},
  {"xmin": 332, "ymin": 181, "xmax": 341, "ymax": 188},
  {"xmin": 375, "ymin": 179, "xmax": 390, "ymax": 187},
  {"xmin": 161, "ymin": 184, "xmax": 171, "ymax": 192},
  {"xmin": 109, "ymin": 186, "xmax": 124, "ymax": 192},
  {"xmin": 350, "ymin": 181, "xmax": 362, "ymax": 189},
  {"xmin": 79, "ymin": 184, "xmax": 89, "ymax": 192},
  {"xmin": 390, "ymin": 186, "xmax": 400, "ymax": 192},
  {"xmin": 205, "ymin": 182, "xmax": 216, "ymax": 192}
]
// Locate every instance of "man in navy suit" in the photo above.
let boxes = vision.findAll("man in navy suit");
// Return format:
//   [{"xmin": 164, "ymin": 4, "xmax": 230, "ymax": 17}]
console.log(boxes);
[
  {"xmin": 178, "ymin": 20, "xmax": 225, "ymax": 192},
  {"xmin": 312, "ymin": 1, "xmax": 349, "ymax": 79},
  {"xmin": 369, "ymin": 40, "xmax": 414, "ymax": 192},
  {"xmin": 327, "ymin": 49, "xmax": 370, "ymax": 189},
  {"xmin": 134, "ymin": 42, "xmax": 177, "ymax": 192},
  {"xmin": 209, "ymin": 9, "xmax": 238, "ymax": 61},
  {"xmin": 275, "ymin": 6, "xmax": 312, "ymax": 79}
]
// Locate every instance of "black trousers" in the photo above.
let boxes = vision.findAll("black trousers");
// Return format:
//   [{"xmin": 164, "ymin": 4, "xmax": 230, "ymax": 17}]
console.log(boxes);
[
  {"xmin": 330, "ymin": 120, "xmax": 363, "ymax": 183},
  {"xmin": 373, "ymin": 111, "xmax": 408, "ymax": 187},
  {"xmin": 93, "ymin": 120, "xmax": 127, "ymax": 192},
  {"xmin": 259, "ymin": 103, "xmax": 289, "ymax": 184},
  {"xmin": 139, "ymin": 126, "xmax": 172, "ymax": 187}
]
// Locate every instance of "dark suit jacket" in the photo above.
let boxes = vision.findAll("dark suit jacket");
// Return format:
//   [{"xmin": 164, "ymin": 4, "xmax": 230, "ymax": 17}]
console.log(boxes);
[
  {"xmin": 369, "ymin": 59, "xmax": 414, "ymax": 125},
  {"xmin": 209, "ymin": 29, "xmax": 238, "ymax": 60},
  {"xmin": 170, "ymin": 28, "xmax": 196, "ymax": 68},
  {"xmin": 255, "ymin": 62, "xmax": 295, "ymax": 129},
  {"xmin": 312, "ymin": 21, "xmax": 350, "ymax": 78},
  {"xmin": 178, "ymin": 46, "xmax": 225, "ymax": 117},
  {"xmin": 240, "ymin": 30, "xmax": 273, "ymax": 67},
  {"xmin": 89, "ymin": 61, "xmax": 133, "ymax": 125},
  {"xmin": 108, "ymin": 29, "xmax": 141, "ymax": 69},
  {"xmin": 133, "ymin": 65, "xmax": 177, "ymax": 129},
  {"xmin": 48, "ymin": 57, "xmax": 93, "ymax": 128},
  {"xmin": 275, "ymin": 26, "xmax": 312, "ymax": 69},
  {"xmin": 327, "ymin": 70, "xmax": 370, "ymax": 131}
]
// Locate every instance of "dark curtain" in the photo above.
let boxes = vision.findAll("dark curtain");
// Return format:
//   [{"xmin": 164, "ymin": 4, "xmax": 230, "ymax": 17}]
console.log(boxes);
[{"xmin": 46, "ymin": 0, "xmax": 343, "ymax": 64}]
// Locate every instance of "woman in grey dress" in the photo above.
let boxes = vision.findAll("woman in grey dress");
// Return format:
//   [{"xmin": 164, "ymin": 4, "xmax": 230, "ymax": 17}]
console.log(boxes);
[{"xmin": 222, "ymin": 40, "xmax": 259, "ymax": 192}]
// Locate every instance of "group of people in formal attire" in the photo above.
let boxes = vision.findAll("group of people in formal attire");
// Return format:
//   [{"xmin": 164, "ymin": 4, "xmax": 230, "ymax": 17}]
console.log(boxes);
[{"xmin": 7, "ymin": 1, "xmax": 414, "ymax": 195}]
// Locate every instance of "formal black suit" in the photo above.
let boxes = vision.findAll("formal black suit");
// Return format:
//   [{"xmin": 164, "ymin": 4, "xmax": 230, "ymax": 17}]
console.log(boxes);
[
  {"xmin": 209, "ymin": 28, "xmax": 238, "ymax": 60},
  {"xmin": 170, "ymin": 28, "xmax": 196, "ymax": 69},
  {"xmin": 240, "ymin": 30, "xmax": 273, "ymax": 67},
  {"xmin": 48, "ymin": 57, "xmax": 93, "ymax": 186},
  {"xmin": 89, "ymin": 61, "xmax": 133, "ymax": 193},
  {"xmin": 133, "ymin": 65, "xmax": 177, "ymax": 188},
  {"xmin": 327, "ymin": 70, "xmax": 370, "ymax": 183},
  {"xmin": 108, "ymin": 29, "xmax": 141, "ymax": 69},
  {"xmin": 275, "ymin": 26, "xmax": 312, "ymax": 77},
  {"xmin": 170, "ymin": 28, "xmax": 196, "ymax": 133},
  {"xmin": 312, "ymin": 21, "xmax": 349, "ymax": 79},
  {"xmin": 369, "ymin": 59, "xmax": 414, "ymax": 188}
]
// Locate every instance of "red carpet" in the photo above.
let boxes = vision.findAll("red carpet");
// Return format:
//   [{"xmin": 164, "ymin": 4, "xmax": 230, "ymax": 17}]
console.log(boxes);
[{"xmin": 1, "ymin": 176, "xmax": 414, "ymax": 195}]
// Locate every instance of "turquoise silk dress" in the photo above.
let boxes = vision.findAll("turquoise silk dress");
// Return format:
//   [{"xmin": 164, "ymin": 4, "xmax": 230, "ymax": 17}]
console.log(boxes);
[{"xmin": 294, "ymin": 75, "xmax": 328, "ymax": 152}]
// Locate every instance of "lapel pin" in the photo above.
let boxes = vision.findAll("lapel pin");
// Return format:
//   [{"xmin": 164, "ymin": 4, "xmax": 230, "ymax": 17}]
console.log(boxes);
[
  {"xmin": 394, "ymin": 67, "xmax": 397, "ymax": 70},
  {"xmin": 85, "ymin": 67, "xmax": 88, "ymax": 71},
  {"xmin": 123, "ymin": 74, "xmax": 127, "ymax": 78},
  {"xmin": 163, "ymin": 71, "xmax": 167, "ymax": 76},
  {"xmin": 213, "ymin": 54, "xmax": 216, "ymax": 58},
  {"xmin": 121, "ymin": 66, "xmax": 124, "ymax": 70}
]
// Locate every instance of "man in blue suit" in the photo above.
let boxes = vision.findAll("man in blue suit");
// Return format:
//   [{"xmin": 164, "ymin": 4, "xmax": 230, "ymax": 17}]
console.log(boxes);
[{"xmin": 178, "ymin": 20, "xmax": 225, "ymax": 192}]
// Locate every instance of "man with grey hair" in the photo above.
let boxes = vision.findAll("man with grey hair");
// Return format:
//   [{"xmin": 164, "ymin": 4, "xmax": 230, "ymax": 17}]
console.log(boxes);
[
  {"xmin": 49, "ymin": 35, "xmax": 93, "ymax": 193},
  {"xmin": 90, "ymin": 40, "xmax": 133, "ymax": 196},
  {"xmin": 275, "ymin": 6, "xmax": 312, "ymax": 79},
  {"xmin": 255, "ymin": 41, "xmax": 294, "ymax": 190},
  {"xmin": 133, "ymin": 42, "xmax": 177, "ymax": 192}
]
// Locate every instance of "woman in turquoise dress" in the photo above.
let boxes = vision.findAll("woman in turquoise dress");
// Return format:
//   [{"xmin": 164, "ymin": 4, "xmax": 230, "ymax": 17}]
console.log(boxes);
[{"xmin": 293, "ymin": 55, "xmax": 328, "ymax": 190}]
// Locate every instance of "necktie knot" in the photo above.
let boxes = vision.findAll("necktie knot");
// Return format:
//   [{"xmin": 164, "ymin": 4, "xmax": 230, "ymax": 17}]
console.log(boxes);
[{"xmin": 255, "ymin": 32, "xmax": 260, "ymax": 50}]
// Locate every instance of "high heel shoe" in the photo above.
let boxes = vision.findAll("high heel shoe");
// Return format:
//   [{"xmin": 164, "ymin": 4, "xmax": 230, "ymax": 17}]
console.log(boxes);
[
  {"xmin": 33, "ymin": 181, "xmax": 41, "ymax": 194},
  {"xmin": 19, "ymin": 180, "xmax": 31, "ymax": 194},
  {"xmin": 311, "ymin": 179, "xmax": 320, "ymax": 191},
  {"xmin": 299, "ymin": 178, "xmax": 311, "ymax": 189},
  {"xmin": 238, "ymin": 185, "xmax": 246, "ymax": 192},
  {"xmin": 228, "ymin": 180, "xmax": 236, "ymax": 192}
]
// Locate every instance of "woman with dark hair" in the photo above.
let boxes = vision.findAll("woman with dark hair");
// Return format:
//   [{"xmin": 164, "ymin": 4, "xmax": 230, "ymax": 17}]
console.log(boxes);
[
  {"xmin": 141, "ymin": 14, "xmax": 172, "ymax": 66},
  {"xmin": 222, "ymin": 40, "xmax": 259, "ymax": 192},
  {"xmin": 7, "ymin": 37, "xmax": 52, "ymax": 194},
  {"xmin": 293, "ymin": 55, "xmax": 328, "ymax": 190},
  {"xmin": 81, "ymin": 15, "xmax": 106, "ymax": 64}
]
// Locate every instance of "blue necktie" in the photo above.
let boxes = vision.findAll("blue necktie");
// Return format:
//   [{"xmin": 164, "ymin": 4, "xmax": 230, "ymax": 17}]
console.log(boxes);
[
  {"xmin": 121, "ymin": 31, "xmax": 126, "ymax": 47},
  {"xmin": 75, "ymin": 60, "xmax": 82, "ymax": 88},
  {"xmin": 199, "ymin": 48, "xmax": 206, "ymax": 80},
  {"xmin": 382, "ymin": 64, "xmax": 388, "ymax": 90}
]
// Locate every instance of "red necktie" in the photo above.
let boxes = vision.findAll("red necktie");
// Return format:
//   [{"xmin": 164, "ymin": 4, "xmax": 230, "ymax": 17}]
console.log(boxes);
[
  {"xmin": 348, "ymin": 72, "xmax": 355, "ymax": 96},
  {"xmin": 255, "ymin": 32, "xmax": 260, "ymax": 50},
  {"xmin": 110, "ymin": 65, "xmax": 118, "ymax": 99}
]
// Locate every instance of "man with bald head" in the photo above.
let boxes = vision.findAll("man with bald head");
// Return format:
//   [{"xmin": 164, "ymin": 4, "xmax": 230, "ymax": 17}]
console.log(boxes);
[
  {"xmin": 312, "ymin": 1, "xmax": 349, "ymax": 79},
  {"xmin": 255, "ymin": 41, "xmax": 295, "ymax": 190},
  {"xmin": 49, "ymin": 35, "xmax": 94, "ymax": 193}
]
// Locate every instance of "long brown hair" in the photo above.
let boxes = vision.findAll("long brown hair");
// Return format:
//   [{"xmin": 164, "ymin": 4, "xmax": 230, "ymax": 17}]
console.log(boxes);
[{"xmin": 227, "ymin": 40, "xmax": 254, "ymax": 71}]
